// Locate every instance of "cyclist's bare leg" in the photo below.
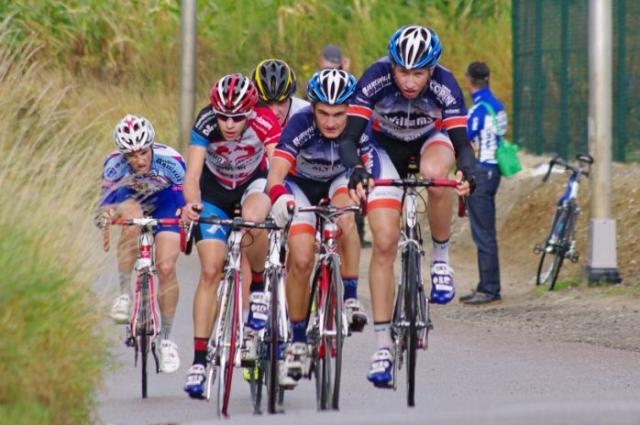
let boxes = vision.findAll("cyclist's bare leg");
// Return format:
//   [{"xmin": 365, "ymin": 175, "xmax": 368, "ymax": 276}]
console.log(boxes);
[
  {"xmin": 155, "ymin": 231, "xmax": 180, "ymax": 333},
  {"xmin": 242, "ymin": 192, "xmax": 271, "ymax": 273},
  {"xmin": 285, "ymin": 232, "xmax": 315, "ymax": 322},
  {"xmin": 115, "ymin": 200, "xmax": 142, "ymax": 280},
  {"xmin": 368, "ymin": 207, "xmax": 401, "ymax": 322},
  {"xmin": 332, "ymin": 192, "xmax": 360, "ymax": 279},
  {"xmin": 420, "ymin": 144, "xmax": 455, "ymax": 241},
  {"xmin": 193, "ymin": 240, "xmax": 227, "ymax": 339}
]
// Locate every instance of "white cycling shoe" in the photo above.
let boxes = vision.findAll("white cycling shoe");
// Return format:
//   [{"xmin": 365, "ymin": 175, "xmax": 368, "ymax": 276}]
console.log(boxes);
[
  {"xmin": 110, "ymin": 294, "xmax": 131, "ymax": 324},
  {"xmin": 345, "ymin": 298, "xmax": 369, "ymax": 333},
  {"xmin": 157, "ymin": 339, "xmax": 180, "ymax": 373},
  {"xmin": 283, "ymin": 342, "xmax": 310, "ymax": 382}
]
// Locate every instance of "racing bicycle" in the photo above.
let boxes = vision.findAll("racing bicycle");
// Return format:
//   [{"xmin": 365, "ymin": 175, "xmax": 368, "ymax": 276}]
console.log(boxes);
[
  {"xmin": 372, "ymin": 159, "xmax": 462, "ymax": 407},
  {"xmin": 534, "ymin": 154, "xmax": 593, "ymax": 290},
  {"xmin": 102, "ymin": 216, "xmax": 184, "ymax": 399}
]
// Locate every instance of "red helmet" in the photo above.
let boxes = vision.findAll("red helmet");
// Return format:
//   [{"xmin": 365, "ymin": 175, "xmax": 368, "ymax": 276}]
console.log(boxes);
[{"xmin": 209, "ymin": 73, "xmax": 259, "ymax": 115}]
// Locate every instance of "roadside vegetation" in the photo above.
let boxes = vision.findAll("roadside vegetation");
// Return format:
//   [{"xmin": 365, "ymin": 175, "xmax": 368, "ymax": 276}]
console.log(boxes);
[{"xmin": 0, "ymin": 1, "xmax": 511, "ymax": 422}]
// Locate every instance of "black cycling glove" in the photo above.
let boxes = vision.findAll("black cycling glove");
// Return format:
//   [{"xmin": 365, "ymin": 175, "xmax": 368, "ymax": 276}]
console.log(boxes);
[{"xmin": 347, "ymin": 165, "xmax": 371, "ymax": 192}]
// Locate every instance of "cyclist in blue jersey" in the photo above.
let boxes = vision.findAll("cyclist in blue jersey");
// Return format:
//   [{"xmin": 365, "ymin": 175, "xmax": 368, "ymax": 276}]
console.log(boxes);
[
  {"xmin": 253, "ymin": 59, "xmax": 310, "ymax": 128},
  {"xmin": 267, "ymin": 69, "xmax": 370, "ymax": 387},
  {"xmin": 97, "ymin": 114, "xmax": 185, "ymax": 374},
  {"xmin": 339, "ymin": 25, "xmax": 475, "ymax": 387},
  {"xmin": 180, "ymin": 74, "xmax": 281, "ymax": 398}
]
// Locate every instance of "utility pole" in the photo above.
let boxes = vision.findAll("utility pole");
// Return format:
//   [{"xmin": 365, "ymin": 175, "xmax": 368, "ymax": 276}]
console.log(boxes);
[
  {"xmin": 179, "ymin": 0, "xmax": 196, "ymax": 153},
  {"xmin": 586, "ymin": 0, "xmax": 621, "ymax": 284}
]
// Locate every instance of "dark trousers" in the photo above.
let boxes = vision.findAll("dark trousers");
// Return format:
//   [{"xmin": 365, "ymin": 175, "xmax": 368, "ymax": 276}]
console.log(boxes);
[{"xmin": 467, "ymin": 165, "xmax": 501, "ymax": 296}]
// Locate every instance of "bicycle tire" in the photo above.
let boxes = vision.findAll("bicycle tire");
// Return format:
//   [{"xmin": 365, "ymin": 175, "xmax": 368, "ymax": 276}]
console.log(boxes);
[
  {"xmin": 138, "ymin": 273, "xmax": 151, "ymax": 399},
  {"xmin": 405, "ymin": 244, "xmax": 419, "ymax": 407},
  {"xmin": 267, "ymin": 268, "xmax": 280, "ymax": 414},
  {"xmin": 318, "ymin": 261, "xmax": 332, "ymax": 410},
  {"xmin": 216, "ymin": 270, "xmax": 237, "ymax": 418},
  {"xmin": 223, "ymin": 270, "xmax": 240, "ymax": 417},
  {"xmin": 537, "ymin": 205, "xmax": 572, "ymax": 290},
  {"xmin": 331, "ymin": 261, "xmax": 344, "ymax": 410}
]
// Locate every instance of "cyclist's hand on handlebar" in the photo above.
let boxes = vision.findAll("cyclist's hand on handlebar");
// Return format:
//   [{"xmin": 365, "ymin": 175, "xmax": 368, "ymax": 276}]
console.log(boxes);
[
  {"xmin": 181, "ymin": 202, "xmax": 202, "ymax": 224},
  {"xmin": 455, "ymin": 170, "xmax": 475, "ymax": 197},
  {"xmin": 272, "ymin": 195, "xmax": 296, "ymax": 228},
  {"xmin": 347, "ymin": 165, "xmax": 373, "ymax": 205},
  {"xmin": 94, "ymin": 208, "xmax": 114, "ymax": 229}
]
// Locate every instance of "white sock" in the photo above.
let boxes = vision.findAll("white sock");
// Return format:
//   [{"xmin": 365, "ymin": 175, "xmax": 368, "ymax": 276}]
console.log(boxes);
[
  {"xmin": 431, "ymin": 238, "xmax": 449, "ymax": 264},
  {"xmin": 119, "ymin": 271, "xmax": 132, "ymax": 296},
  {"xmin": 374, "ymin": 322, "xmax": 392, "ymax": 350}
]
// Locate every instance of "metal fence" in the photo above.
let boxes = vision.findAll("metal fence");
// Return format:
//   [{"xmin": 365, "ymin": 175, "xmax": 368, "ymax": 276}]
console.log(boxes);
[{"xmin": 512, "ymin": 0, "xmax": 640, "ymax": 162}]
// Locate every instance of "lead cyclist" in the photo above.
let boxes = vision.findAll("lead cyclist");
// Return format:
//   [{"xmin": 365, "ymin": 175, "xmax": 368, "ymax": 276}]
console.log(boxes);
[
  {"xmin": 96, "ymin": 114, "xmax": 185, "ymax": 374},
  {"xmin": 340, "ymin": 25, "xmax": 475, "ymax": 387}
]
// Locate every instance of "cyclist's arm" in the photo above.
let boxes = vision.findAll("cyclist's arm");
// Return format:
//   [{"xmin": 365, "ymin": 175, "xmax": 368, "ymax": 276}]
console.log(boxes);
[
  {"xmin": 448, "ymin": 126, "xmax": 476, "ymax": 180},
  {"xmin": 266, "ymin": 157, "xmax": 291, "ymax": 194},
  {"xmin": 338, "ymin": 115, "xmax": 369, "ymax": 168},
  {"xmin": 183, "ymin": 145, "xmax": 205, "ymax": 205}
]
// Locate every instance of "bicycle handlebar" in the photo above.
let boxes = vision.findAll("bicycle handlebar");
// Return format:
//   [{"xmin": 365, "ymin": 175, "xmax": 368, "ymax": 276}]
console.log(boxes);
[
  {"xmin": 102, "ymin": 217, "xmax": 184, "ymax": 253},
  {"xmin": 372, "ymin": 178, "xmax": 466, "ymax": 217},
  {"xmin": 543, "ymin": 154, "xmax": 592, "ymax": 183},
  {"xmin": 373, "ymin": 178, "xmax": 458, "ymax": 188},
  {"xmin": 298, "ymin": 204, "xmax": 361, "ymax": 221},
  {"xmin": 197, "ymin": 216, "xmax": 281, "ymax": 231}
]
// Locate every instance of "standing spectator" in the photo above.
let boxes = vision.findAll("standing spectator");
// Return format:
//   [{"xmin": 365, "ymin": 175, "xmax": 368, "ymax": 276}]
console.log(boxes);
[
  {"xmin": 319, "ymin": 44, "xmax": 351, "ymax": 71},
  {"xmin": 319, "ymin": 44, "xmax": 371, "ymax": 248},
  {"xmin": 460, "ymin": 62, "xmax": 506, "ymax": 305}
]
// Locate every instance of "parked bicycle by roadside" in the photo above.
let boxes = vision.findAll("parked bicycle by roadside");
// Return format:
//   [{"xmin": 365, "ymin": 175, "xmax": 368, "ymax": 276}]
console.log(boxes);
[{"xmin": 534, "ymin": 154, "xmax": 593, "ymax": 290}]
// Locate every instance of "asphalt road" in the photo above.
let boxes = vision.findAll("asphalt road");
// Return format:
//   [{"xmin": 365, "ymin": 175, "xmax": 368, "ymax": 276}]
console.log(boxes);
[{"xmin": 96, "ymin": 253, "xmax": 640, "ymax": 425}]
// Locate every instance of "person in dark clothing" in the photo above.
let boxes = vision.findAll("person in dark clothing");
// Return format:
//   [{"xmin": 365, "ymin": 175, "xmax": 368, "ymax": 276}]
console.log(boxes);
[{"xmin": 460, "ymin": 62, "xmax": 506, "ymax": 305}]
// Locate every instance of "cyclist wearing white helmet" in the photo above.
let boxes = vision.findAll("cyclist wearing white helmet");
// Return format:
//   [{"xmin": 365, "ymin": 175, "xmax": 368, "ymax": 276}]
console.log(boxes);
[
  {"xmin": 266, "ymin": 68, "xmax": 370, "ymax": 386},
  {"xmin": 338, "ymin": 25, "xmax": 476, "ymax": 387},
  {"xmin": 253, "ymin": 58, "xmax": 309, "ymax": 128},
  {"xmin": 97, "ymin": 114, "xmax": 185, "ymax": 374},
  {"xmin": 181, "ymin": 74, "xmax": 281, "ymax": 399}
]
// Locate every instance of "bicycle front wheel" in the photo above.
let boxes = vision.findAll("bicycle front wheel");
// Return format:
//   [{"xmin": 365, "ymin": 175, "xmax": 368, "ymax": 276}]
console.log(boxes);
[
  {"xmin": 536, "ymin": 205, "xmax": 572, "ymax": 290},
  {"xmin": 138, "ymin": 273, "xmax": 152, "ymax": 399},
  {"xmin": 216, "ymin": 270, "xmax": 239, "ymax": 418},
  {"xmin": 267, "ymin": 268, "xmax": 282, "ymax": 414},
  {"xmin": 404, "ymin": 244, "xmax": 420, "ymax": 407}
]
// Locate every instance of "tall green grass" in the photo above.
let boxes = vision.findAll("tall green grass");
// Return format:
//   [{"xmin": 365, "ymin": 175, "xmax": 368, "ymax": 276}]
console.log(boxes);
[
  {"xmin": 1, "ymin": 0, "xmax": 511, "ymax": 111},
  {"xmin": 0, "ymin": 28, "xmax": 109, "ymax": 425}
]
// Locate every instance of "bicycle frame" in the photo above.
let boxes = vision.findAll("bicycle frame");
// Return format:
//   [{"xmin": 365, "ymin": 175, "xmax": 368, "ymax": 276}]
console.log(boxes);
[
  {"xmin": 372, "ymin": 175, "xmax": 459, "ymax": 406},
  {"xmin": 300, "ymin": 202, "xmax": 359, "ymax": 411},
  {"xmin": 193, "ymin": 215, "xmax": 280, "ymax": 417},
  {"xmin": 103, "ymin": 216, "xmax": 181, "ymax": 398}
]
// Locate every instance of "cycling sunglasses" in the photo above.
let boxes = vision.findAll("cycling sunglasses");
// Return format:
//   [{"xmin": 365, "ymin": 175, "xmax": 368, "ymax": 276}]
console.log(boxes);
[{"xmin": 217, "ymin": 112, "xmax": 249, "ymax": 122}]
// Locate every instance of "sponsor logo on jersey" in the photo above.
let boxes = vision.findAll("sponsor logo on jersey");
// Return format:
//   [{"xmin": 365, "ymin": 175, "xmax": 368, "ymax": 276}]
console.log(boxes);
[
  {"xmin": 362, "ymin": 74, "xmax": 392, "ymax": 98},
  {"xmin": 429, "ymin": 80, "xmax": 456, "ymax": 107}
]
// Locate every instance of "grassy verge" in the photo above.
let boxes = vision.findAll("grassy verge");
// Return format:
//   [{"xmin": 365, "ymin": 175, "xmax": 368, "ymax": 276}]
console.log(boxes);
[
  {"xmin": 0, "ymin": 1, "xmax": 512, "ymax": 115},
  {"xmin": 0, "ymin": 29, "xmax": 109, "ymax": 424}
]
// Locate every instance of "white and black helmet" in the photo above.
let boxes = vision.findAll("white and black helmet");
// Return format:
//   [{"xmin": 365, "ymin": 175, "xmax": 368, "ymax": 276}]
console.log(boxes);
[
  {"xmin": 388, "ymin": 25, "xmax": 442, "ymax": 70},
  {"xmin": 306, "ymin": 68, "xmax": 357, "ymax": 105},
  {"xmin": 113, "ymin": 114, "xmax": 155, "ymax": 153}
]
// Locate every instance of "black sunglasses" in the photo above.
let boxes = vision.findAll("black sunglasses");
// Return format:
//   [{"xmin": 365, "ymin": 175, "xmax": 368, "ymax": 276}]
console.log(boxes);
[{"xmin": 217, "ymin": 112, "xmax": 249, "ymax": 122}]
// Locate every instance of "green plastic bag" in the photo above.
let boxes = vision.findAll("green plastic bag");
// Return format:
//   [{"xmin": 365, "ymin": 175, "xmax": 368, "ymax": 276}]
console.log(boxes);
[
  {"xmin": 495, "ymin": 139, "xmax": 522, "ymax": 177},
  {"xmin": 478, "ymin": 101, "xmax": 522, "ymax": 177}
]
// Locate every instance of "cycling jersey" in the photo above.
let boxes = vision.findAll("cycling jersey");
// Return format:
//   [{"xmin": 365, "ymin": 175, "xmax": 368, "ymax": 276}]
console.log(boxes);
[
  {"xmin": 190, "ymin": 105, "xmax": 281, "ymax": 189},
  {"xmin": 100, "ymin": 143, "xmax": 185, "ymax": 208},
  {"xmin": 467, "ymin": 87, "xmax": 507, "ymax": 165},
  {"xmin": 273, "ymin": 106, "xmax": 371, "ymax": 183},
  {"xmin": 348, "ymin": 57, "xmax": 468, "ymax": 143},
  {"xmin": 284, "ymin": 96, "xmax": 310, "ymax": 127}
]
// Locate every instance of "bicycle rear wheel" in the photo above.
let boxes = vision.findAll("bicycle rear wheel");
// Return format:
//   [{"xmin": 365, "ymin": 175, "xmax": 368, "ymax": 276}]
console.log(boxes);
[{"xmin": 404, "ymin": 244, "xmax": 419, "ymax": 407}]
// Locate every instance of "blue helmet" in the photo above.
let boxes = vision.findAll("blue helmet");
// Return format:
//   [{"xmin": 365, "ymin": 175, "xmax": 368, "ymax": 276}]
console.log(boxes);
[
  {"xmin": 388, "ymin": 25, "xmax": 442, "ymax": 70},
  {"xmin": 306, "ymin": 69, "xmax": 357, "ymax": 105}
]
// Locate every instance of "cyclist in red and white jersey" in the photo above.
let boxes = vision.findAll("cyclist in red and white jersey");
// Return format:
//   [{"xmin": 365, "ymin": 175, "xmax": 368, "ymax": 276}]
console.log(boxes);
[
  {"xmin": 252, "ymin": 58, "xmax": 309, "ymax": 128},
  {"xmin": 97, "ymin": 114, "xmax": 185, "ymax": 374},
  {"xmin": 180, "ymin": 74, "xmax": 281, "ymax": 398}
]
